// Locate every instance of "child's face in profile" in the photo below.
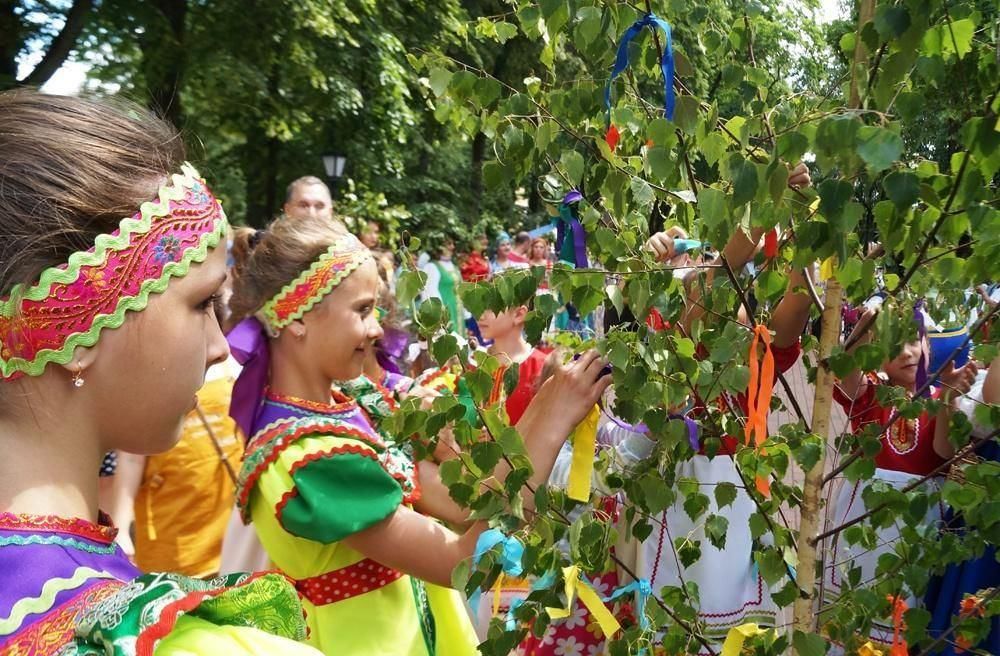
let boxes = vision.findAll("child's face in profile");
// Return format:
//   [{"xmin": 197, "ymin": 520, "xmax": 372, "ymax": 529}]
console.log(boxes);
[
  {"xmin": 477, "ymin": 307, "xmax": 523, "ymax": 341},
  {"xmin": 883, "ymin": 340, "xmax": 926, "ymax": 387}
]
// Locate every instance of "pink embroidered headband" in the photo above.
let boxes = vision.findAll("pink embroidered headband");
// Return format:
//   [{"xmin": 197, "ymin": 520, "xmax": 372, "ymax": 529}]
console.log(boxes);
[
  {"xmin": 259, "ymin": 233, "xmax": 372, "ymax": 333},
  {"xmin": 0, "ymin": 163, "xmax": 228, "ymax": 380}
]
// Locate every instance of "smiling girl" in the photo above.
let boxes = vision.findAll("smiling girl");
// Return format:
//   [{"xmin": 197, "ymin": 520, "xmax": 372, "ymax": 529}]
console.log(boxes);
[{"xmin": 226, "ymin": 215, "xmax": 611, "ymax": 655}]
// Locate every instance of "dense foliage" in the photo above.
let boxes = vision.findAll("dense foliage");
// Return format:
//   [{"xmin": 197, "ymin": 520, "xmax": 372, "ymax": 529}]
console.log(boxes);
[{"xmin": 392, "ymin": 1, "xmax": 1000, "ymax": 654}]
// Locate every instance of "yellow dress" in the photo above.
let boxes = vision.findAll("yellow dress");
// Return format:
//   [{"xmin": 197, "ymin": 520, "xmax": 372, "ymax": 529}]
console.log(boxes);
[
  {"xmin": 237, "ymin": 389, "xmax": 478, "ymax": 656},
  {"xmin": 135, "ymin": 363, "xmax": 243, "ymax": 577}
]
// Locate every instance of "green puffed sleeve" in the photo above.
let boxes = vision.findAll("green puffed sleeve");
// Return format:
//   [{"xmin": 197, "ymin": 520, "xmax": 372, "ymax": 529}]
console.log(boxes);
[{"xmin": 267, "ymin": 433, "xmax": 404, "ymax": 543}]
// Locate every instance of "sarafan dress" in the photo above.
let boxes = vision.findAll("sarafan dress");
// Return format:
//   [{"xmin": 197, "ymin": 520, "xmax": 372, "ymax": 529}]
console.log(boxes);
[
  {"xmin": 0, "ymin": 512, "xmax": 316, "ymax": 655},
  {"xmin": 234, "ymin": 376, "xmax": 479, "ymax": 656}
]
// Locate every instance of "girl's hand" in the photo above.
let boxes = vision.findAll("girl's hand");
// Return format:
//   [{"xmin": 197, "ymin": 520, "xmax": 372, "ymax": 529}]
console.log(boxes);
[
  {"xmin": 940, "ymin": 360, "xmax": 979, "ymax": 402},
  {"xmin": 402, "ymin": 384, "xmax": 440, "ymax": 410},
  {"xmin": 788, "ymin": 161, "xmax": 811, "ymax": 189},
  {"xmin": 532, "ymin": 350, "xmax": 612, "ymax": 430},
  {"xmin": 643, "ymin": 232, "xmax": 676, "ymax": 263}
]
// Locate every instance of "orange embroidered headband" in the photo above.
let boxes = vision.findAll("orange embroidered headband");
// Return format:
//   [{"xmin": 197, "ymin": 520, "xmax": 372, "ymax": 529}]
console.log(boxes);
[
  {"xmin": 0, "ymin": 163, "xmax": 228, "ymax": 380},
  {"xmin": 259, "ymin": 233, "xmax": 372, "ymax": 333}
]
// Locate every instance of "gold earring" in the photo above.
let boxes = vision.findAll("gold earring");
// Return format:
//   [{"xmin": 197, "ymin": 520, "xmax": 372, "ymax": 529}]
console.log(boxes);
[{"xmin": 71, "ymin": 362, "xmax": 85, "ymax": 388}]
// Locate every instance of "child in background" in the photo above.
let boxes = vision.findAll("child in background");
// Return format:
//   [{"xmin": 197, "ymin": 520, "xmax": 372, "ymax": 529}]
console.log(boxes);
[
  {"xmin": 826, "ymin": 307, "xmax": 978, "ymax": 642},
  {"xmin": 477, "ymin": 301, "xmax": 552, "ymax": 425},
  {"xmin": 925, "ymin": 352, "xmax": 1000, "ymax": 655}
]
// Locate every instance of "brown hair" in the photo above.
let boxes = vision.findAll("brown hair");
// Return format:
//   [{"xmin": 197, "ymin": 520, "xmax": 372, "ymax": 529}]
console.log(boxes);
[
  {"xmin": 229, "ymin": 214, "xmax": 350, "ymax": 321},
  {"xmin": 0, "ymin": 90, "xmax": 185, "ymax": 297}
]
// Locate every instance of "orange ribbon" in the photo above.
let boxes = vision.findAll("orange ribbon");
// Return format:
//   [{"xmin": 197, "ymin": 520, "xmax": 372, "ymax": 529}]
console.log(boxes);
[
  {"xmin": 489, "ymin": 365, "xmax": 508, "ymax": 406},
  {"xmin": 887, "ymin": 594, "xmax": 908, "ymax": 656},
  {"xmin": 744, "ymin": 325, "xmax": 774, "ymax": 497}
]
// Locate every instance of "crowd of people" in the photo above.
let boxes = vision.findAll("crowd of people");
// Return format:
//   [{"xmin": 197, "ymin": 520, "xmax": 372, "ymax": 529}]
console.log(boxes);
[{"xmin": 0, "ymin": 90, "xmax": 996, "ymax": 656}]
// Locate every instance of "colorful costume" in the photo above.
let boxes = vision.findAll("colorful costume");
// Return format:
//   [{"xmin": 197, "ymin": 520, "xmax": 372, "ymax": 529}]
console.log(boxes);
[
  {"xmin": 234, "ymin": 388, "xmax": 478, "ymax": 655},
  {"xmin": 227, "ymin": 233, "xmax": 478, "ymax": 656},
  {"xmin": 420, "ymin": 258, "xmax": 466, "ymax": 335},
  {"xmin": 0, "ymin": 165, "xmax": 317, "ymax": 654},
  {"xmin": 0, "ymin": 513, "xmax": 315, "ymax": 655},
  {"xmin": 824, "ymin": 376, "xmax": 947, "ymax": 643},
  {"xmin": 587, "ymin": 340, "xmax": 801, "ymax": 652},
  {"xmin": 134, "ymin": 358, "xmax": 243, "ymax": 577},
  {"xmin": 459, "ymin": 252, "xmax": 491, "ymax": 283}
]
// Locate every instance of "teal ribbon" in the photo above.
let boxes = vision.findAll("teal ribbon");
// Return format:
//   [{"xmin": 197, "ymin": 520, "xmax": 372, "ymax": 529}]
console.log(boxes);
[
  {"xmin": 469, "ymin": 529, "xmax": 525, "ymax": 615},
  {"xmin": 605, "ymin": 13, "xmax": 675, "ymax": 126},
  {"xmin": 503, "ymin": 569, "xmax": 557, "ymax": 632},
  {"xmin": 603, "ymin": 578, "xmax": 652, "ymax": 631}
]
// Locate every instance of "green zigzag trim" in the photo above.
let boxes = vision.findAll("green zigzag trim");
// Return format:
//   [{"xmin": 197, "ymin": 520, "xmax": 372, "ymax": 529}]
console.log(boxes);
[
  {"xmin": 0, "ymin": 213, "xmax": 227, "ymax": 378},
  {"xmin": 0, "ymin": 566, "xmax": 117, "ymax": 636},
  {"xmin": 0, "ymin": 163, "xmax": 208, "ymax": 308},
  {"xmin": 260, "ymin": 237, "xmax": 371, "ymax": 331},
  {"xmin": 0, "ymin": 533, "xmax": 118, "ymax": 555}
]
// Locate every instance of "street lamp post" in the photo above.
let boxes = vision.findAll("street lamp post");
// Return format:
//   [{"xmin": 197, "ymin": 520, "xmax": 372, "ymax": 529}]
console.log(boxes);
[{"xmin": 321, "ymin": 152, "xmax": 347, "ymax": 198}]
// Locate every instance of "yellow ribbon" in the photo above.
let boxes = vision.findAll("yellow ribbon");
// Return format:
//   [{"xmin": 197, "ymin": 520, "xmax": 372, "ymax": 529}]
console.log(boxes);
[
  {"xmin": 819, "ymin": 256, "xmax": 837, "ymax": 282},
  {"xmin": 721, "ymin": 623, "xmax": 767, "ymax": 656},
  {"xmin": 546, "ymin": 565, "xmax": 621, "ymax": 639},
  {"xmin": 492, "ymin": 573, "xmax": 505, "ymax": 617},
  {"xmin": 567, "ymin": 405, "xmax": 600, "ymax": 502},
  {"xmin": 858, "ymin": 642, "xmax": 884, "ymax": 656}
]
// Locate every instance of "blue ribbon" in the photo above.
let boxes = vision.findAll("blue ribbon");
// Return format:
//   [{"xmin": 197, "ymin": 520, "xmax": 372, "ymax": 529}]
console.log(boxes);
[
  {"xmin": 603, "ymin": 578, "xmax": 652, "ymax": 631},
  {"xmin": 469, "ymin": 529, "xmax": 525, "ymax": 615},
  {"xmin": 528, "ymin": 222, "xmax": 558, "ymax": 239},
  {"xmin": 673, "ymin": 238, "xmax": 702, "ymax": 255},
  {"xmin": 556, "ymin": 190, "xmax": 589, "ymax": 269},
  {"xmin": 605, "ymin": 13, "xmax": 675, "ymax": 126}
]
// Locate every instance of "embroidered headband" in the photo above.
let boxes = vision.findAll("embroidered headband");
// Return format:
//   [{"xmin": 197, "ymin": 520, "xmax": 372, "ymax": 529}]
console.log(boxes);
[
  {"xmin": 0, "ymin": 163, "xmax": 228, "ymax": 380},
  {"xmin": 259, "ymin": 233, "xmax": 372, "ymax": 333}
]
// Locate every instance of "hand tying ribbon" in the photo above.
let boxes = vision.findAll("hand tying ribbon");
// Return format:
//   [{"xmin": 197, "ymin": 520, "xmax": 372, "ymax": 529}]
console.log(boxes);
[
  {"xmin": 546, "ymin": 565, "xmax": 621, "ymax": 639},
  {"xmin": 469, "ymin": 529, "xmax": 525, "ymax": 616},
  {"xmin": 744, "ymin": 325, "xmax": 774, "ymax": 497},
  {"xmin": 556, "ymin": 190, "xmax": 589, "ymax": 270},
  {"xmin": 227, "ymin": 316, "xmax": 272, "ymax": 438},
  {"xmin": 605, "ymin": 12, "xmax": 675, "ymax": 151}
]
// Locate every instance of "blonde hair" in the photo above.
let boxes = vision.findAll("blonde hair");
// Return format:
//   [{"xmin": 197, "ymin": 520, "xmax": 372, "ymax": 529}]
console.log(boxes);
[{"xmin": 229, "ymin": 214, "xmax": 351, "ymax": 321}]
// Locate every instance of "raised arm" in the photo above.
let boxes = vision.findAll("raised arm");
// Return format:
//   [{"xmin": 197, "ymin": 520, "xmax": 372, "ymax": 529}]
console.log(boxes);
[
  {"xmin": 771, "ymin": 266, "xmax": 815, "ymax": 349},
  {"xmin": 344, "ymin": 351, "xmax": 611, "ymax": 587},
  {"xmin": 934, "ymin": 360, "xmax": 980, "ymax": 458}
]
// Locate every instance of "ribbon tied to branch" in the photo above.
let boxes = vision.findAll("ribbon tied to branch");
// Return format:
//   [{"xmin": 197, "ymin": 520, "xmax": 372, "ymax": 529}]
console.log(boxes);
[
  {"xmin": 604, "ymin": 12, "xmax": 675, "ymax": 151},
  {"xmin": 556, "ymin": 190, "xmax": 589, "ymax": 269}
]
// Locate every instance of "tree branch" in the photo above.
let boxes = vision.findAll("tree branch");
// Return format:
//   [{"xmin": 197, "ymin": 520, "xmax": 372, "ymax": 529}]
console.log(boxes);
[{"xmin": 20, "ymin": 0, "xmax": 94, "ymax": 88}]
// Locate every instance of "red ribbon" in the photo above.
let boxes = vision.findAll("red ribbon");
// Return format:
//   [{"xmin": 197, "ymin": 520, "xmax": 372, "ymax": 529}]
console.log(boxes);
[
  {"xmin": 763, "ymin": 228, "xmax": 779, "ymax": 259},
  {"xmin": 605, "ymin": 124, "xmax": 620, "ymax": 151}
]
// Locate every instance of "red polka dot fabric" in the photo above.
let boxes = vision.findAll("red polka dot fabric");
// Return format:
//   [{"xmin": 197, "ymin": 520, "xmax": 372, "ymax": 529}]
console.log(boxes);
[{"xmin": 295, "ymin": 558, "xmax": 404, "ymax": 605}]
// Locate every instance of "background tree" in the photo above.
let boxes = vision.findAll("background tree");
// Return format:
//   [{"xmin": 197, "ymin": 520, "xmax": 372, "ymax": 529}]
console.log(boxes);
[{"xmin": 0, "ymin": 0, "xmax": 95, "ymax": 90}]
